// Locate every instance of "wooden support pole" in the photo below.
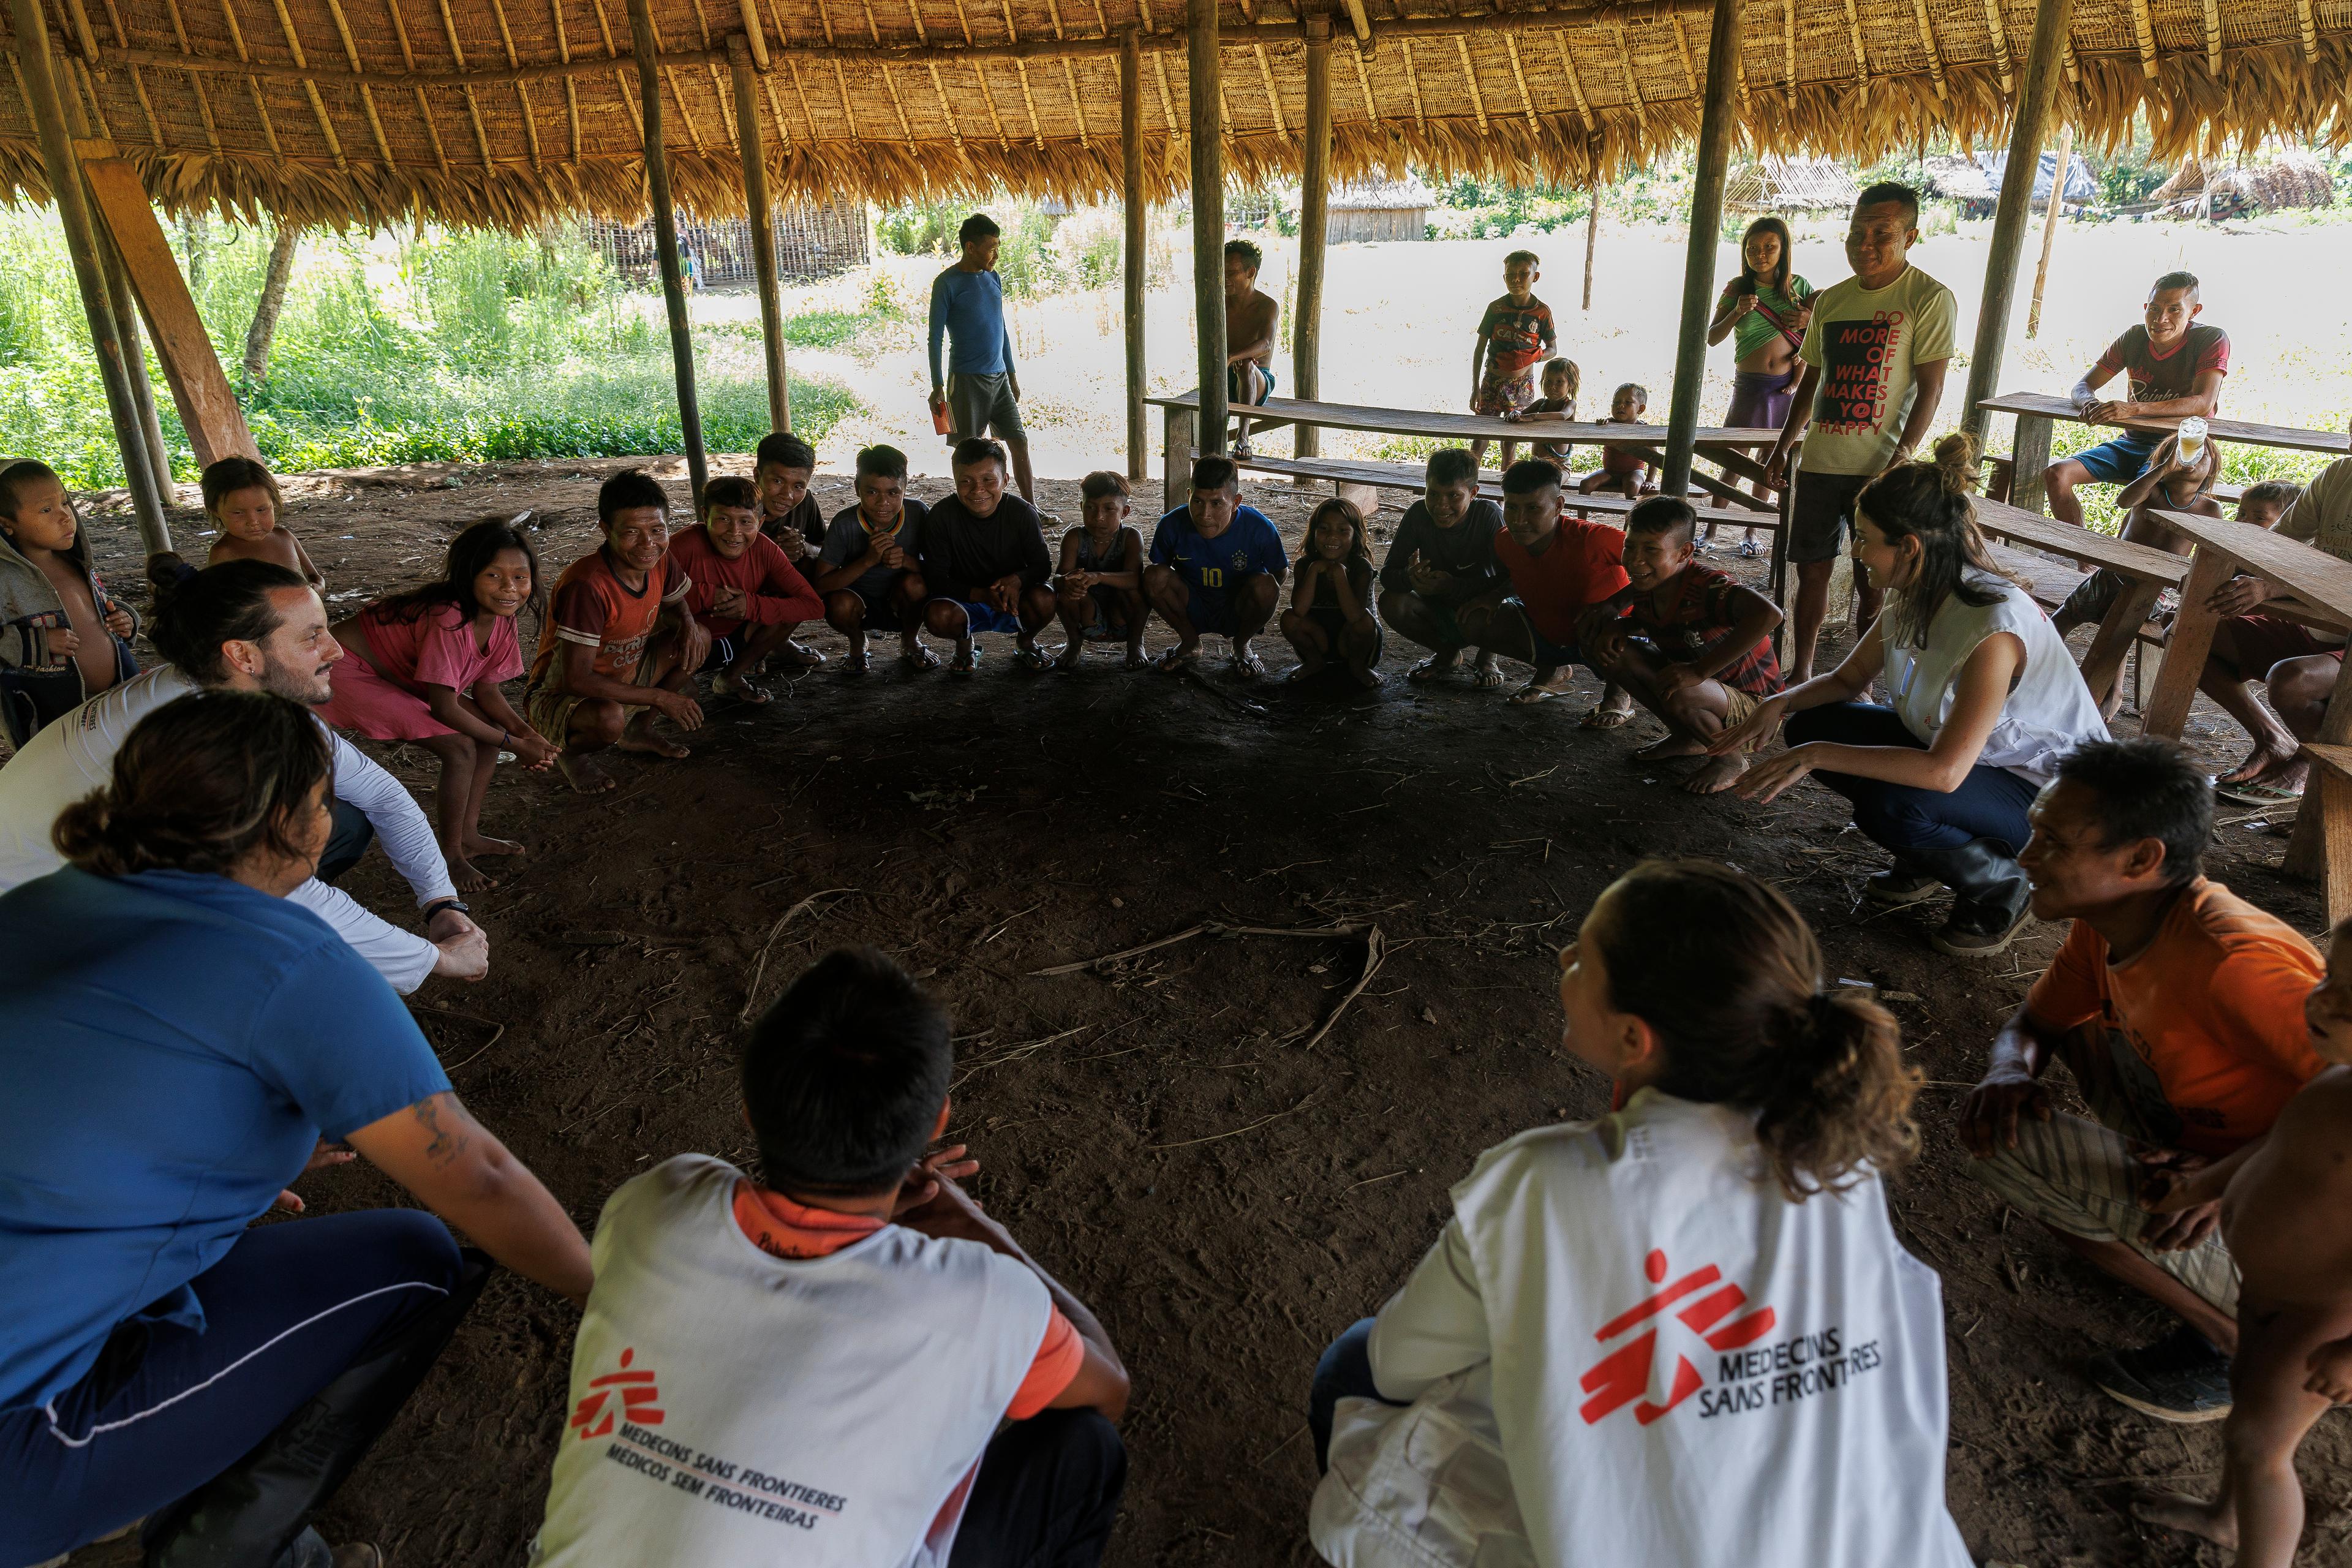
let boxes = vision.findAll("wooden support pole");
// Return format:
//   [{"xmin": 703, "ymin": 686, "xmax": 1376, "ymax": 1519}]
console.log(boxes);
[
  {"xmin": 1582, "ymin": 181, "xmax": 1600, "ymax": 310},
  {"xmin": 2027, "ymin": 119, "xmax": 2073, "ymax": 340},
  {"xmin": 1660, "ymin": 0, "xmax": 1741, "ymax": 497},
  {"xmin": 81, "ymin": 156, "xmax": 258, "ymax": 468},
  {"xmin": 728, "ymin": 36, "xmax": 790, "ymax": 432},
  {"xmin": 627, "ymin": 0, "xmax": 707, "ymax": 503},
  {"xmin": 1187, "ymin": 0, "xmax": 1226, "ymax": 460},
  {"xmin": 98, "ymin": 224, "xmax": 176, "ymax": 505},
  {"xmin": 1121, "ymin": 26, "xmax": 1147, "ymax": 481},
  {"xmin": 8, "ymin": 0, "xmax": 170, "ymax": 552},
  {"xmin": 1294, "ymin": 12, "xmax": 1331, "ymax": 462},
  {"xmin": 1961, "ymin": 0, "xmax": 2071, "ymax": 440}
]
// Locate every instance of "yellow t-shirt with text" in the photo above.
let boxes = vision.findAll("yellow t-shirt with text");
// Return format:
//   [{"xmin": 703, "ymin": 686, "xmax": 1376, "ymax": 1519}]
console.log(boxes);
[{"xmin": 1796, "ymin": 265, "xmax": 1958, "ymax": 476}]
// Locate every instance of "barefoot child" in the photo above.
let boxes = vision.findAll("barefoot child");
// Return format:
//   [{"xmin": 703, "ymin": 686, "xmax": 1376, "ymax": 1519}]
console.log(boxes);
[
  {"xmin": 1460, "ymin": 458, "xmax": 1632, "ymax": 719},
  {"xmin": 201, "ymin": 457, "xmax": 323, "ymax": 589},
  {"xmin": 1578, "ymin": 383, "xmax": 1657, "ymax": 500},
  {"xmin": 1504, "ymin": 356, "xmax": 1581, "ymax": 466},
  {"xmin": 524, "ymin": 469, "xmax": 707, "ymax": 793},
  {"xmin": 1054, "ymin": 471, "xmax": 1148, "ymax": 671},
  {"xmin": 1379, "ymin": 448, "xmax": 1508, "ymax": 689},
  {"xmin": 2136, "ymin": 918, "xmax": 2352, "ymax": 1566},
  {"xmin": 1469, "ymin": 250, "xmax": 1556, "ymax": 471},
  {"xmin": 0, "ymin": 459, "xmax": 137, "ymax": 744},
  {"xmin": 752, "ymin": 432, "xmax": 827, "ymax": 669},
  {"xmin": 1582, "ymin": 497, "xmax": 1783, "ymax": 793},
  {"xmin": 815, "ymin": 444, "xmax": 932, "ymax": 677},
  {"xmin": 668, "ymin": 476, "xmax": 824, "ymax": 705},
  {"xmin": 318, "ymin": 516, "xmax": 559, "ymax": 889},
  {"xmin": 1280, "ymin": 498, "xmax": 1383, "ymax": 689}
]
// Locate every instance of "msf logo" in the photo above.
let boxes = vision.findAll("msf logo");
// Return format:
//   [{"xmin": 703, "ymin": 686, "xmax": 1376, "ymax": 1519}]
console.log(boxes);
[
  {"xmin": 570, "ymin": 1348, "xmax": 665, "ymax": 1440},
  {"xmin": 1578, "ymin": 1250, "xmax": 1776, "ymax": 1426}
]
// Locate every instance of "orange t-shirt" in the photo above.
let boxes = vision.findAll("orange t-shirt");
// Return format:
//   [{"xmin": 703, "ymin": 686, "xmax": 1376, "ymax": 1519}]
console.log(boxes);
[
  {"xmin": 729, "ymin": 1182, "xmax": 1083, "ymax": 1419},
  {"xmin": 2025, "ymin": 878, "xmax": 2326, "ymax": 1155},
  {"xmin": 527, "ymin": 547, "xmax": 688, "ymax": 690},
  {"xmin": 1493, "ymin": 518, "xmax": 1630, "ymax": 647}
]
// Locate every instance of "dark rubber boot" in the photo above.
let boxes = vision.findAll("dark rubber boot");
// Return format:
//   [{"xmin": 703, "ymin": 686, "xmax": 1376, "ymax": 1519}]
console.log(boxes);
[
  {"xmin": 144, "ymin": 1253, "xmax": 491, "ymax": 1568},
  {"xmin": 1907, "ymin": 839, "xmax": 2033, "ymax": 958}
]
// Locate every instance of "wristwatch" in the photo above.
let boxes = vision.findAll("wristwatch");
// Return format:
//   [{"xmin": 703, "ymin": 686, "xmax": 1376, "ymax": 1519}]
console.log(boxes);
[{"xmin": 423, "ymin": 897, "xmax": 471, "ymax": 920}]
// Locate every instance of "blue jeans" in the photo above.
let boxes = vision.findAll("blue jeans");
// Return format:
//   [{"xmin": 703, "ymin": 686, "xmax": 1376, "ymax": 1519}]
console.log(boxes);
[
  {"xmin": 1785, "ymin": 702, "xmax": 2039, "ymax": 854},
  {"xmin": 1, "ymin": 1209, "xmax": 471, "ymax": 1566},
  {"xmin": 1309, "ymin": 1318, "xmax": 1405, "ymax": 1474}
]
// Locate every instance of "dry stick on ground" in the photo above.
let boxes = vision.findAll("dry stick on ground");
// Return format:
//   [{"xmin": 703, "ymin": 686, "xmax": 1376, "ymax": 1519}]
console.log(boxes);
[
  {"xmin": 739, "ymin": 886, "xmax": 859, "ymax": 1020},
  {"xmin": 407, "ymin": 1002, "xmax": 507, "ymax": 1072},
  {"xmin": 1302, "ymin": 925, "xmax": 1385, "ymax": 1051},
  {"xmin": 1034, "ymin": 920, "xmax": 1385, "ymax": 1053},
  {"xmin": 1150, "ymin": 1088, "xmax": 1323, "ymax": 1150}
]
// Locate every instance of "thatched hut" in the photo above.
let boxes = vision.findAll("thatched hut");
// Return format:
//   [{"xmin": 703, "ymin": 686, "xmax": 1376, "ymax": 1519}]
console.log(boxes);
[
  {"xmin": 1328, "ymin": 178, "xmax": 1432, "ymax": 241},
  {"xmin": 7, "ymin": 0, "xmax": 2352, "ymax": 545},
  {"xmin": 2154, "ymin": 151, "xmax": 2337, "ymax": 219},
  {"xmin": 1723, "ymin": 157, "xmax": 1857, "ymax": 214},
  {"xmin": 586, "ymin": 199, "xmax": 869, "ymax": 287}
]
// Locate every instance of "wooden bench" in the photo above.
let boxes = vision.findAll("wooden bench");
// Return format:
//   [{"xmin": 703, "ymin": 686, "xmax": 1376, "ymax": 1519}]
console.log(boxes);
[
  {"xmin": 1980, "ymin": 390, "xmax": 2348, "ymax": 515},
  {"xmin": 1227, "ymin": 451, "xmax": 1776, "ymax": 532},
  {"xmin": 2142, "ymin": 511, "xmax": 2352, "ymax": 922},
  {"xmin": 1967, "ymin": 496, "xmax": 2194, "ymax": 712}
]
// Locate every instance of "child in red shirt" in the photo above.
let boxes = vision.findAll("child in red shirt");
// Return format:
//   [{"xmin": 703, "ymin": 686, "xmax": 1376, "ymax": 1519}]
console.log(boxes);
[
  {"xmin": 1461, "ymin": 459, "xmax": 1632, "ymax": 721},
  {"xmin": 667, "ymin": 477, "xmax": 824, "ymax": 706},
  {"xmin": 1582, "ymin": 496, "xmax": 1785, "ymax": 794}
]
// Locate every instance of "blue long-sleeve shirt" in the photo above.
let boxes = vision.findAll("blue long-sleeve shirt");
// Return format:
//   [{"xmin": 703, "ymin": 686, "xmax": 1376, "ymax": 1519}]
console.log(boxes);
[{"xmin": 928, "ymin": 266, "xmax": 1016, "ymax": 385}]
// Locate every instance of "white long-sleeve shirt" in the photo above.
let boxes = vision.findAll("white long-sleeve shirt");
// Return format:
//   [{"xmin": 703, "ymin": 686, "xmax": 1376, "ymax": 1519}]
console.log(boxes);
[{"xmin": 0, "ymin": 666, "xmax": 452, "ymax": 992}]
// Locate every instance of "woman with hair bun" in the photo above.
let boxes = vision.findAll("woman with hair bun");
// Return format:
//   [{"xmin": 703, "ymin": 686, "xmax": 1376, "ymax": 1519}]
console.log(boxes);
[
  {"xmin": 0, "ymin": 691, "xmax": 589, "ymax": 1568},
  {"xmin": 1710, "ymin": 433, "xmax": 2109, "ymax": 957},
  {"xmin": 1306, "ymin": 861, "xmax": 1969, "ymax": 1568}
]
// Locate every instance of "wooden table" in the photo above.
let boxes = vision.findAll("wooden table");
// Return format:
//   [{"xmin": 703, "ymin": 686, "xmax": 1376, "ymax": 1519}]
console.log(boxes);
[
  {"xmin": 1979, "ymin": 390, "xmax": 2350, "ymax": 515},
  {"xmin": 2141, "ymin": 510, "xmax": 2352, "ymax": 918}
]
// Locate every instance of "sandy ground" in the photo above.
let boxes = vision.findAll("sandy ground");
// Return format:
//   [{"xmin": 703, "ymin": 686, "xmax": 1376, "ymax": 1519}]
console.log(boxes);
[
  {"xmin": 37, "ymin": 448, "xmax": 2352, "ymax": 1568},
  {"xmin": 730, "ymin": 212, "xmax": 2352, "ymax": 490}
]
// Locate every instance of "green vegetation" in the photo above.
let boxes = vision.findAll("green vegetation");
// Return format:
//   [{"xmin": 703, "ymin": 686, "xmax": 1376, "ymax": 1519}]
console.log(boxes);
[
  {"xmin": 875, "ymin": 200, "xmax": 1161, "ymax": 298},
  {"xmin": 0, "ymin": 216, "xmax": 860, "ymax": 490}
]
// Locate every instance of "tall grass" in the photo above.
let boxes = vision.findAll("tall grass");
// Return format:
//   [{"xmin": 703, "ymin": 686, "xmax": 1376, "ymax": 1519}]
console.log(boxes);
[{"xmin": 0, "ymin": 214, "xmax": 862, "ymax": 489}]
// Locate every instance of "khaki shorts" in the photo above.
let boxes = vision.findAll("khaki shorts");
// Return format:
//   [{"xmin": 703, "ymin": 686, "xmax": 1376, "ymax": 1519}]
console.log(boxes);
[
  {"xmin": 1721, "ymin": 685, "xmax": 1762, "ymax": 731},
  {"xmin": 526, "ymin": 657, "xmax": 660, "ymax": 742},
  {"xmin": 946, "ymin": 372, "xmax": 1024, "ymax": 442}
]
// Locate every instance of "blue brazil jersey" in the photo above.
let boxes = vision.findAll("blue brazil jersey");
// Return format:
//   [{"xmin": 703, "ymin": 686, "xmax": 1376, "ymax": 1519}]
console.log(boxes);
[{"xmin": 1148, "ymin": 504, "xmax": 1287, "ymax": 594}]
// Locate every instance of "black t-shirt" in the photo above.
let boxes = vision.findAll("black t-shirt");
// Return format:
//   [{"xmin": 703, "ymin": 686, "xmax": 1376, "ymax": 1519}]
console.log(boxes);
[
  {"xmin": 915, "ymin": 494, "xmax": 1054, "ymax": 601},
  {"xmin": 1308, "ymin": 555, "xmax": 1376, "ymax": 614},
  {"xmin": 760, "ymin": 492, "xmax": 828, "ymax": 552},
  {"xmin": 1378, "ymin": 499, "xmax": 1506, "ymax": 603}
]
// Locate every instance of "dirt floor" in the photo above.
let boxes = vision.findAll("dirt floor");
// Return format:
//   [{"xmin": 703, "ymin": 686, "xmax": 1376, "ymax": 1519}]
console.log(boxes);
[{"xmin": 49, "ymin": 456, "xmax": 2352, "ymax": 1567}]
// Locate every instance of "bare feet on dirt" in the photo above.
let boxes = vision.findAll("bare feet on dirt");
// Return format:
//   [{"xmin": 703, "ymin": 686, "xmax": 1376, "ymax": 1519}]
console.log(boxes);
[
  {"xmin": 464, "ymin": 835, "xmax": 526, "ymax": 860},
  {"xmin": 556, "ymin": 753, "xmax": 614, "ymax": 794},
  {"xmin": 1631, "ymin": 735, "xmax": 1707, "ymax": 761},
  {"xmin": 2129, "ymin": 1488, "xmax": 2236, "ymax": 1549},
  {"xmin": 1683, "ymin": 753, "xmax": 1751, "ymax": 795}
]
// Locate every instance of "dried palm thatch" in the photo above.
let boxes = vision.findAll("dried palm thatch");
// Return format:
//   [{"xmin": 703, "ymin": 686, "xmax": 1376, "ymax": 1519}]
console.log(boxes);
[
  {"xmin": 2154, "ymin": 148, "xmax": 2335, "ymax": 216},
  {"xmin": 4, "ymin": 0, "xmax": 2351, "ymax": 230},
  {"xmin": 1724, "ymin": 154, "xmax": 1856, "ymax": 211}
]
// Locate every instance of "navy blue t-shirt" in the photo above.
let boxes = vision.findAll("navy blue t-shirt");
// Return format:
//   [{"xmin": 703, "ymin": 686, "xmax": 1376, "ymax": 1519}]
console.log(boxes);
[
  {"xmin": 0, "ymin": 867, "xmax": 451, "ymax": 1411},
  {"xmin": 1148, "ymin": 504, "xmax": 1289, "ymax": 596}
]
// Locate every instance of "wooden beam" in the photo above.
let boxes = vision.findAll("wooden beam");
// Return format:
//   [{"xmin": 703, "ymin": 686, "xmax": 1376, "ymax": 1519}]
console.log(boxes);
[
  {"xmin": 1582, "ymin": 179, "xmax": 1599, "ymax": 309},
  {"xmin": 8, "ymin": 0, "xmax": 168, "ymax": 551},
  {"xmin": 627, "ymin": 0, "xmax": 706, "ymax": 503},
  {"xmin": 1121, "ymin": 25, "xmax": 1146, "ymax": 481},
  {"xmin": 2027, "ymin": 119, "xmax": 2071, "ymax": 339},
  {"xmin": 97, "ymin": 222, "xmax": 176, "ymax": 504},
  {"xmin": 1188, "ymin": 0, "xmax": 1225, "ymax": 462},
  {"xmin": 1960, "ymin": 0, "xmax": 2071, "ymax": 442},
  {"xmin": 82, "ymin": 156, "xmax": 258, "ymax": 469},
  {"xmin": 1295, "ymin": 11, "xmax": 1330, "ymax": 461},
  {"xmin": 1660, "ymin": 0, "xmax": 1740, "ymax": 496},
  {"xmin": 736, "ymin": 0, "xmax": 770, "ymax": 67},
  {"xmin": 1339, "ymin": 0, "xmax": 1368, "ymax": 42},
  {"xmin": 728, "ymin": 35, "xmax": 788, "ymax": 433}
]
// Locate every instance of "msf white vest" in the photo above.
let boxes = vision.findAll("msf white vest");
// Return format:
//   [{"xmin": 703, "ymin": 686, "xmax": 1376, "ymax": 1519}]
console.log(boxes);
[
  {"xmin": 1310, "ymin": 1091, "xmax": 1972, "ymax": 1568},
  {"xmin": 532, "ymin": 1155, "xmax": 1049, "ymax": 1568}
]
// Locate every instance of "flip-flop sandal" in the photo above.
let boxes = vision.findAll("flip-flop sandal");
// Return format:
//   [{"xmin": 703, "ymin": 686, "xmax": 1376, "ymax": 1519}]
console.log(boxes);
[
  {"xmin": 949, "ymin": 648, "xmax": 981, "ymax": 677},
  {"xmin": 1011, "ymin": 647, "xmax": 1051, "ymax": 674},
  {"xmin": 1406, "ymin": 657, "xmax": 1458, "ymax": 685},
  {"xmin": 1580, "ymin": 706, "xmax": 1635, "ymax": 729},
  {"xmin": 1472, "ymin": 665, "xmax": 1506, "ymax": 690},
  {"xmin": 1232, "ymin": 651, "xmax": 1267, "ymax": 681},
  {"xmin": 1123, "ymin": 651, "xmax": 1150, "ymax": 671},
  {"xmin": 842, "ymin": 652, "xmax": 870, "ymax": 677},
  {"xmin": 1155, "ymin": 647, "xmax": 1200, "ymax": 676},
  {"xmin": 777, "ymin": 641, "xmax": 827, "ymax": 668},
  {"xmin": 902, "ymin": 644, "xmax": 942, "ymax": 673},
  {"xmin": 2215, "ymin": 779, "xmax": 2304, "ymax": 806},
  {"xmin": 713, "ymin": 672, "xmax": 772, "ymax": 705},
  {"xmin": 1508, "ymin": 685, "xmax": 1567, "ymax": 705},
  {"xmin": 1740, "ymin": 538, "xmax": 1762, "ymax": 559}
]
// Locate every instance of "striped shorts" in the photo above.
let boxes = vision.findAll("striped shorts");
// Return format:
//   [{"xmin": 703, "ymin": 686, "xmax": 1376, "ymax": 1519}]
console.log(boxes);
[{"xmin": 1966, "ymin": 1026, "xmax": 2241, "ymax": 1317}]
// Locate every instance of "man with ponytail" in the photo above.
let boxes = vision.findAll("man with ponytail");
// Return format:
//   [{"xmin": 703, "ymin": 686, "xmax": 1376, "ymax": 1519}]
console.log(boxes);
[
  {"xmin": 1307, "ymin": 861, "xmax": 1972, "ymax": 1568},
  {"xmin": 1713, "ymin": 434, "xmax": 2109, "ymax": 957},
  {"xmin": 0, "ymin": 559, "xmax": 487, "ymax": 992},
  {"xmin": 1964, "ymin": 737, "xmax": 2328, "ymax": 1423}
]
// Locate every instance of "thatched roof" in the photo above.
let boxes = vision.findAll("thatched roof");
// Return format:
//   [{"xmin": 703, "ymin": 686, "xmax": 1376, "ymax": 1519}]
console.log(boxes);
[
  {"xmin": 2154, "ymin": 149, "xmax": 2337, "ymax": 214},
  {"xmin": 6, "ymin": 0, "xmax": 2352, "ymax": 230},
  {"xmin": 1724, "ymin": 154, "xmax": 1856, "ymax": 211},
  {"xmin": 1926, "ymin": 147, "xmax": 2095, "ymax": 203},
  {"xmin": 1329, "ymin": 175, "xmax": 1432, "ymax": 209}
]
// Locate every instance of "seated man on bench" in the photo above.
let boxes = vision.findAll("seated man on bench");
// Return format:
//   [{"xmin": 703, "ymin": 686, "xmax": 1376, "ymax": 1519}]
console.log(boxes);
[
  {"xmin": 2050, "ymin": 434, "xmax": 2227, "ymax": 719},
  {"xmin": 2043, "ymin": 272, "xmax": 2228, "ymax": 529},
  {"xmin": 1379, "ymin": 447, "xmax": 1509, "ymax": 689}
]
